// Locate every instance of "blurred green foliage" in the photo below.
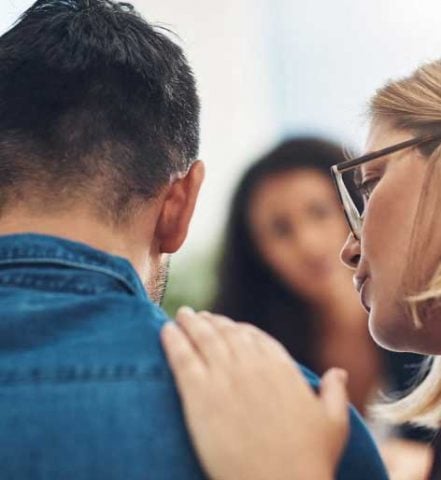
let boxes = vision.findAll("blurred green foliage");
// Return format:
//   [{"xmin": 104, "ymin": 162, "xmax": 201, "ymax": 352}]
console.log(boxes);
[{"xmin": 162, "ymin": 247, "xmax": 219, "ymax": 318}]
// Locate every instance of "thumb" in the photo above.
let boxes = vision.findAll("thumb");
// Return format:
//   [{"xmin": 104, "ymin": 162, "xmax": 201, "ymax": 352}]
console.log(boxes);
[{"xmin": 320, "ymin": 368, "xmax": 349, "ymax": 435}]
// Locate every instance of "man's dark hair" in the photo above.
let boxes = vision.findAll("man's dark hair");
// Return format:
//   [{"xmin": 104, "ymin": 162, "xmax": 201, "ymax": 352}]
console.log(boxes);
[{"xmin": 0, "ymin": 0, "xmax": 200, "ymax": 223}]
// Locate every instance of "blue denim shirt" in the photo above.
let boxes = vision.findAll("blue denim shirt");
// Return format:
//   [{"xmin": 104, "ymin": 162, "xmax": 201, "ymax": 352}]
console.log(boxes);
[{"xmin": 0, "ymin": 234, "xmax": 388, "ymax": 480}]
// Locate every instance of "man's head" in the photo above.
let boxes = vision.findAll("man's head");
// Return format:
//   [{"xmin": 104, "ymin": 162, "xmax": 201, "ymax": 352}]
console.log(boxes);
[{"xmin": 0, "ymin": 0, "xmax": 204, "ymax": 302}]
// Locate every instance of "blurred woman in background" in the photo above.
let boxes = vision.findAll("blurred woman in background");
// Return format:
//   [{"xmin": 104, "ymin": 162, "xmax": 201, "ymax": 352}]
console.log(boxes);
[{"xmin": 213, "ymin": 138, "xmax": 421, "ymax": 417}]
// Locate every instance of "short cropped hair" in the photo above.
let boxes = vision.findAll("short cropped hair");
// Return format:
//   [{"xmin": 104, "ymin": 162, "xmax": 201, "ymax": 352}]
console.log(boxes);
[{"xmin": 0, "ymin": 0, "xmax": 200, "ymax": 223}]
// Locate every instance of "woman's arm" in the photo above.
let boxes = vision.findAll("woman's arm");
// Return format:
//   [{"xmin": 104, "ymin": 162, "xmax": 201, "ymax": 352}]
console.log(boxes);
[{"xmin": 161, "ymin": 307, "xmax": 349, "ymax": 480}]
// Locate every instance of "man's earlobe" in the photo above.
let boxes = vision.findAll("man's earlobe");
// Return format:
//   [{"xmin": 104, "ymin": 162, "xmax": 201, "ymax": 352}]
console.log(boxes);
[{"xmin": 155, "ymin": 160, "xmax": 205, "ymax": 254}]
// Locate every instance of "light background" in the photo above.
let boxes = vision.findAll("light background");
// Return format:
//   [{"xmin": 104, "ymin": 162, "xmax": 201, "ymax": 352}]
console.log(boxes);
[{"xmin": 2, "ymin": 0, "xmax": 441, "ymax": 265}]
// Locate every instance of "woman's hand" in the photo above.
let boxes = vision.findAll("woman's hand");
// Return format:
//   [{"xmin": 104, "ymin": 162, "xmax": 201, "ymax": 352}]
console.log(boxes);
[{"xmin": 161, "ymin": 307, "xmax": 350, "ymax": 480}]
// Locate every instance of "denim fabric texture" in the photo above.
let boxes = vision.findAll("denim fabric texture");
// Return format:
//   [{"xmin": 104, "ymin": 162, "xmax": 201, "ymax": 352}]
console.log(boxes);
[{"xmin": 0, "ymin": 233, "xmax": 388, "ymax": 480}]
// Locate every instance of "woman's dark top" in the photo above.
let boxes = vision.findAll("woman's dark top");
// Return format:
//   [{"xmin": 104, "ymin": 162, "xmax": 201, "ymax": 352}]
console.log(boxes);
[{"xmin": 430, "ymin": 433, "xmax": 441, "ymax": 480}]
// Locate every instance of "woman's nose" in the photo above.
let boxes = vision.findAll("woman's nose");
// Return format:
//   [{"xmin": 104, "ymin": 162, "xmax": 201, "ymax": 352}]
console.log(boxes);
[{"xmin": 340, "ymin": 233, "xmax": 361, "ymax": 269}]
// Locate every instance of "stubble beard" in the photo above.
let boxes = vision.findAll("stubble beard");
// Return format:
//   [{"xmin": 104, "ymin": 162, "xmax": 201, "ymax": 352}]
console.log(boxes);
[{"xmin": 146, "ymin": 255, "xmax": 170, "ymax": 305}]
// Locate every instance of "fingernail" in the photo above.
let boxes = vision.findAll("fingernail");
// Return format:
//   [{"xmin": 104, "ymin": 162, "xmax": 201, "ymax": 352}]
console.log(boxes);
[
  {"xmin": 177, "ymin": 306, "xmax": 195, "ymax": 317},
  {"xmin": 333, "ymin": 368, "xmax": 348, "ymax": 384},
  {"xmin": 162, "ymin": 321, "xmax": 179, "ymax": 334}
]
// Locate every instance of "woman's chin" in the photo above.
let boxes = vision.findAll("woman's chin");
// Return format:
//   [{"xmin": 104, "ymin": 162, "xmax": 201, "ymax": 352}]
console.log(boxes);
[
  {"xmin": 368, "ymin": 306, "xmax": 441, "ymax": 354},
  {"xmin": 368, "ymin": 306, "xmax": 415, "ymax": 352}
]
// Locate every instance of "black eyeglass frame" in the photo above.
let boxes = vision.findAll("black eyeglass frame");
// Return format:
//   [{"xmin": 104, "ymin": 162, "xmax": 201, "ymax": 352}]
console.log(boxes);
[{"xmin": 331, "ymin": 133, "xmax": 441, "ymax": 240}]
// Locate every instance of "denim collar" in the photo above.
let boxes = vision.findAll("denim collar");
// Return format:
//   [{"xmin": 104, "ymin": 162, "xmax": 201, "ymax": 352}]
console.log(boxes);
[{"xmin": 0, "ymin": 233, "xmax": 148, "ymax": 299}]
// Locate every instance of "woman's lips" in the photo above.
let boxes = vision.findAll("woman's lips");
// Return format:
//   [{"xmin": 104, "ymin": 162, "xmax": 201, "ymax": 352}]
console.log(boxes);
[
  {"xmin": 354, "ymin": 273, "xmax": 371, "ymax": 313},
  {"xmin": 359, "ymin": 280, "xmax": 371, "ymax": 313}
]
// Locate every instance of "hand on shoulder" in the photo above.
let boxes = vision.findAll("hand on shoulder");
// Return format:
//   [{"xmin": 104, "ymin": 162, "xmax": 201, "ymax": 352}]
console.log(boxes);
[{"xmin": 161, "ymin": 307, "xmax": 350, "ymax": 480}]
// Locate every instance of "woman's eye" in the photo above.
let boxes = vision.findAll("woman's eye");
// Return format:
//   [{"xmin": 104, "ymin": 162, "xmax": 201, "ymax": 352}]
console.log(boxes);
[
  {"xmin": 271, "ymin": 218, "xmax": 293, "ymax": 238},
  {"xmin": 308, "ymin": 203, "xmax": 332, "ymax": 219},
  {"xmin": 359, "ymin": 178, "xmax": 380, "ymax": 202}
]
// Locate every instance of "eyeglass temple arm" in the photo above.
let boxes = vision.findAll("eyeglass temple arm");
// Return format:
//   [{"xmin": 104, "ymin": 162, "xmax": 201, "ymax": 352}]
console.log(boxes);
[{"xmin": 336, "ymin": 134, "xmax": 441, "ymax": 173}]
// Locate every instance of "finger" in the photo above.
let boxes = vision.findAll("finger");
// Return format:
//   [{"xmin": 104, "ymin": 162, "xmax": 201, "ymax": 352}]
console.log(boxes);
[
  {"xmin": 199, "ymin": 314, "xmax": 314, "ymax": 400},
  {"xmin": 160, "ymin": 321, "xmax": 206, "ymax": 399},
  {"xmin": 198, "ymin": 312, "xmax": 302, "ymax": 379},
  {"xmin": 199, "ymin": 312, "xmax": 278, "ymax": 353},
  {"xmin": 200, "ymin": 312, "xmax": 264, "ymax": 360},
  {"xmin": 205, "ymin": 314, "xmax": 304, "ymax": 379},
  {"xmin": 199, "ymin": 311, "xmax": 241, "ymax": 335},
  {"xmin": 320, "ymin": 368, "xmax": 350, "ymax": 433},
  {"xmin": 233, "ymin": 322, "xmax": 304, "ymax": 379},
  {"xmin": 175, "ymin": 306, "xmax": 231, "ymax": 366},
  {"xmin": 199, "ymin": 311, "xmax": 242, "ymax": 343},
  {"xmin": 240, "ymin": 322, "xmax": 293, "ymax": 358}
]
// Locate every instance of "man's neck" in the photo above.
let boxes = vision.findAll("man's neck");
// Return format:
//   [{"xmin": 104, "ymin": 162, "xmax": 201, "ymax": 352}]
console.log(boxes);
[{"xmin": 0, "ymin": 207, "xmax": 154, "ymax": 282}]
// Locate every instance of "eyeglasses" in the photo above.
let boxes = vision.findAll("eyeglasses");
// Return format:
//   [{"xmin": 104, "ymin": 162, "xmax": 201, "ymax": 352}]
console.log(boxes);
[{"xmin": 331, "ymin": 133, "xmax": 441, "ymax": 240}]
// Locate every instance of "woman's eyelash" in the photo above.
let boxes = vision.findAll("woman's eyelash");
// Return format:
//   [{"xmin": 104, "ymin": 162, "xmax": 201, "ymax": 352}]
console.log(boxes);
[{"xmin": 359, "ymin": 178, "xmax": 380, "ymax": 198}]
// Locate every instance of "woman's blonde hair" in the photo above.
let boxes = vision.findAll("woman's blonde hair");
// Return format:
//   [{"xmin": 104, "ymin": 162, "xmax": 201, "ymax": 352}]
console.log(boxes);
[{"xmin": 368, "ymin": 59, "xmax": 441, "ymax": 429}]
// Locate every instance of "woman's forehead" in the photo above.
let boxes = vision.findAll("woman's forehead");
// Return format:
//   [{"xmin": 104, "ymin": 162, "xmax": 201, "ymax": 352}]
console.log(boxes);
[
  {"xmin": 358, "ymin": 123, "xmax": 419, "ymax": 177},
  {"xmin": 365, "ymin": 122, "xmax": 412, "ymax": 153},
  {"xmin": 359, "ymin": 156, "xmax": 389, "ymax": 176}
]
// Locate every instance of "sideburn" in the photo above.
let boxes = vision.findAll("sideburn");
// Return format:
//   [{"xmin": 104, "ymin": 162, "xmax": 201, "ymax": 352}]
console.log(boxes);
[{"xmin": 146, "ymin": 255, "xmax": 171, "ymax": 305}]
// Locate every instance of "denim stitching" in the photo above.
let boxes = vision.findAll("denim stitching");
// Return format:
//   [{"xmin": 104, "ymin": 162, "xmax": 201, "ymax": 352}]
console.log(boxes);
[
  {"xmin": 0, "ymin": 365, "xmax": 169, "ymax": 385},
  {"xmin": 0, "ymin": 274, "xmax": 120, "ymax": 295},
  {"xmin": 0, "ymin": 258, "xmax": 137, "ymax": 296},
  {"xmin": 0, "ymin": 234, "xmax": 147, "ymax": 298}
]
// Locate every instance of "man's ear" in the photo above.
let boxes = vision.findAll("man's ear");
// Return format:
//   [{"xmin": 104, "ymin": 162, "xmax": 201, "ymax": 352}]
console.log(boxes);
[{"xmin": 155, "ymin": 160, "xmax": 205, "ymax": 254}]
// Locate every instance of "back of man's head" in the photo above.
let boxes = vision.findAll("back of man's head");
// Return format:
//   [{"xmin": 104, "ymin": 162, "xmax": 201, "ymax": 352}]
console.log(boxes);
[{"xmin": 0, "ymin": 0, "xmax": 200, "ymax": 224}]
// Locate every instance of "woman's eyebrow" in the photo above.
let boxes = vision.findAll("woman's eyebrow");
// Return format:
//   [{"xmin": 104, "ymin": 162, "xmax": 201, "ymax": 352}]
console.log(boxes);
[{"xmin": 354, "ymin": 154, "xmax": 391, "ymax": 186}]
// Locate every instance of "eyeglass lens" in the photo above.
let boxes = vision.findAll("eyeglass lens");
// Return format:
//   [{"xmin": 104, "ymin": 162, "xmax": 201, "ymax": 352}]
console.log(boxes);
[{"xmin": 340, "ymin": 168, "xmax": 364, "ymax": 216}]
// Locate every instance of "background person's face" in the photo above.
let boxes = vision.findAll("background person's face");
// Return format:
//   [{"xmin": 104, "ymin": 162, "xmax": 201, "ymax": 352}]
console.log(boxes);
[
  {"xmin": 248, "ymin": 169, "xmax": 349, "ymax": 301},
  {"xmin": 340, "ymin": 122, "xmax": 441, "ymax": 353}
]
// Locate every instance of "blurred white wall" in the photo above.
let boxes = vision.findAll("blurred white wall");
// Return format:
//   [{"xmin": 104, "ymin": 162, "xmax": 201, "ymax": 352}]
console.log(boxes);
[
  {"xmin": 1, "ymin": 0, "xmax": 441, "ymax": 263},
  {"xmin": 135, "ymin": 0, "xmax": 278, "ymax": 258},
  {"xmin": 271, "ymin": 0, "xmax": 441, "ymax": 145}
]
